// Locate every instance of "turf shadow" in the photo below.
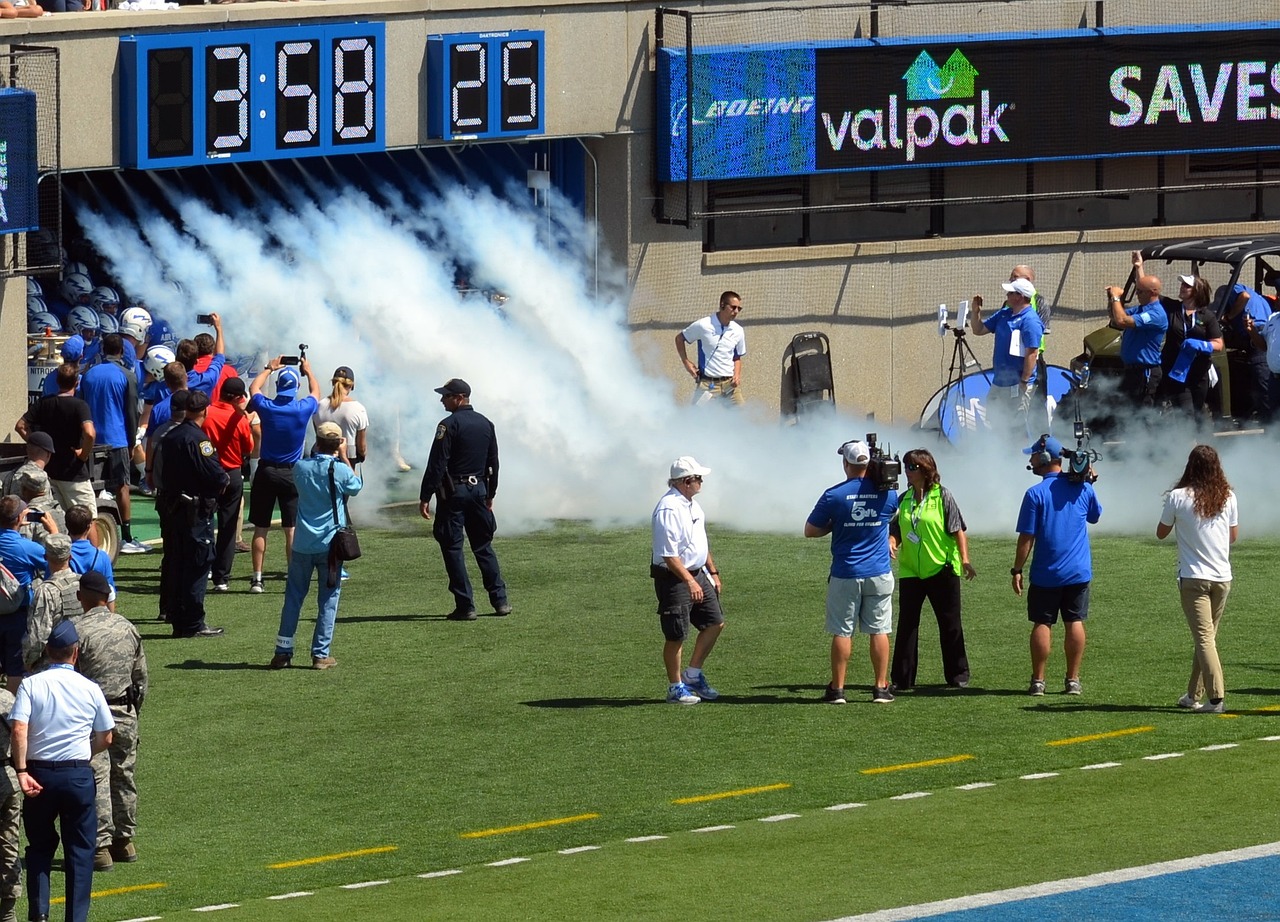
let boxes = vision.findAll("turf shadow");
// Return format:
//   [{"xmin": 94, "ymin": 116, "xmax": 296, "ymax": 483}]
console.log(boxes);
[{"xmin": 164, "ymin": 659, "xmax": 283, "ymax": 671}]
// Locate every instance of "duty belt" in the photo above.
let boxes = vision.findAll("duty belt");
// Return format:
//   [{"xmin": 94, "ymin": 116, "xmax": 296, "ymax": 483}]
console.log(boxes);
[{"xmin": 452, "ymin": 474, "xmax": 480, "ymax": 486}]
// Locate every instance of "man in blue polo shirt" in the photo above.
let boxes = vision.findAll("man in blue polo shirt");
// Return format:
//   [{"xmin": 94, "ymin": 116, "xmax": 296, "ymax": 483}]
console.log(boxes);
[
  {"xmin": 1106, "ymin": 274, "xmax": 1169, "ymax": 409},
  {"xmin": 969, "ymin": 275, "xmax": 1045, "ymax": 436},
  {"xmin": 78, "ymin": 334, "xmax": 146, "ymax": 554},
  {"xmin": 805, "ymin": 440, "xmax": 901, "ymax": 705},
  {"xmin": 246, "ymin": 357, "xmax": 321, "ymax": 594},
  {"xmin": 0, "ymin": 496, "xmax": 53, "ymax": 692},
  {"xmin": 1011, "ymin": 435, "xmax": 1102, "ymax": 698},
  {"xmin": 64, "ymin": 505, "xmax": 116, "ymax": 611}
]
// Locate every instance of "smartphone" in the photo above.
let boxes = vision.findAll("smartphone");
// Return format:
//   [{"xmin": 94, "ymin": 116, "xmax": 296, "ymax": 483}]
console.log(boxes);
[
  {"xmin": 196, "ymin": 313, "xmax": 215, "ymax": 325},
  {"xmin": 25, "ymin": 509, "xmax": 44, "ymax": 523},
  {"xmin": 280, "ymin": 356, "xmax": 301, "ymax": 366}
]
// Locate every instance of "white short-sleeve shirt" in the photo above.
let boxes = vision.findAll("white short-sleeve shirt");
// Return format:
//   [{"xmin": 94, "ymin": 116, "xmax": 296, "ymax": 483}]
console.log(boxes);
[
  {"xmin": 651, "ymin": 488, "xmax": 709, "ymax": 570},
  {"xmin": 1159, "ymin": 487, "xmax": 1237, "ymax": 581},
  {"xmin": 681, "ymin": 315, "xmax": 746, "ymax": 378},
  {"xmin": 313, "ymin": 397, "xmax": 369, "ymax": 448},
  {"xmin": 12, "ymin": 664, "xmax": 114, "ymax": 762}
]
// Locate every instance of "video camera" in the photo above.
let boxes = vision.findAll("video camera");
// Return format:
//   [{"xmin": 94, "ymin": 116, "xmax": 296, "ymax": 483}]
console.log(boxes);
[
  {"xmin": 1062, "ymin": 416, "xmax": 1101, "ymax": 484},
  {"xmin": 865, "ymin": 433, "xmax": 901, "ymax": 492}
]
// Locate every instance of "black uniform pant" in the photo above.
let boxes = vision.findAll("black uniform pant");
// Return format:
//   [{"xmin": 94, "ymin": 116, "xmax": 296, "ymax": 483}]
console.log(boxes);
[
  {"xmin": 157, "ymin": 493, "xmax": 181, "ymax": 620},
  {"xmin": 1120, "ymin": 364, "xmax": 1162, "ymax": 409},
  {"xmin": 24, "ymin": 760, "xmax": 95, "ymax": 922},
  {"xmin": 211, "ymin": 469, "xmax": 243, "ymax": 585},
  {"xmin": 432, "ymin": 481, "xmax": 507, "ymax": 612},
  {"xmin": 891, "ymin": 570, "xmax": 969, "ymax": 690},
  {"xmin": 172, "ymin": 513, "xmax": 215, "ymax": 635}
]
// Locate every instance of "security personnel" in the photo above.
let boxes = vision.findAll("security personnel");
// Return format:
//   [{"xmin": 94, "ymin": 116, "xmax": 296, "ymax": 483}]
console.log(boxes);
[
  {"xmin": 11, "ymin": 618, "xmax": 114, "ymax": 922},
  {"xmin": 418, "ymin": 379, "xmax": 510, "ymax": 620},
  {"xmin": 69, "ymin": 571, "xmax": 147, "ymax": 872},
  {"xmin": 157, "ymin": 390, "xmax": 229, "ymax": 638}
]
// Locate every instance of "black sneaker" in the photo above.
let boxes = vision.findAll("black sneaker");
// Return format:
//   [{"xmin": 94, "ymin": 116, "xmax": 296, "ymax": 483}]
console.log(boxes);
[
  {"xmin": 821, "ymin": 685, "xmax": 846, "ymax": 704},
  {"xmin": 872, "ymin": 685, "xmax": 895, "ymax": 704},
  {"xmin": 447, "ymin": 608, "xmax": 477, "ymax": 621}
]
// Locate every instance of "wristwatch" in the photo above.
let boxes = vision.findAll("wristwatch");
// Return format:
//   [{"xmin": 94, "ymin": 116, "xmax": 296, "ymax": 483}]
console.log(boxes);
[{"xmin": 1010, "ymin": 568, "xmax": 1022, "ymax": 575}]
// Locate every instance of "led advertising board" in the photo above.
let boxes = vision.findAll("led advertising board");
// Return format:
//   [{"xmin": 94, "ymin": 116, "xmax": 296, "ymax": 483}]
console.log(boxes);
[
  {"xmin": 0, "ymin": 88, "xmax": 38, "ymax": 233},
  {"xmin": 657, "ymin": 22, "xmax": 1280, "ymax": 181}
]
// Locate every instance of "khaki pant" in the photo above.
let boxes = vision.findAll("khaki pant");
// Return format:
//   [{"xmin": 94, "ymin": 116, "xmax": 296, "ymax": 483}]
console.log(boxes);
[
  {"xmin": 692, "ymin": 379, "xmax": 744, "ymax": 406},
  {"xmin": 1179, "ymin": 577, "xmax": 1231, "ymax": 701},
  {"xmin": 49, "ymin": 479, "xmax": 97, "ymax": 515},
  {"xmin": 92, "ymin": 706, "xmax": 138, "ymax": 848}
]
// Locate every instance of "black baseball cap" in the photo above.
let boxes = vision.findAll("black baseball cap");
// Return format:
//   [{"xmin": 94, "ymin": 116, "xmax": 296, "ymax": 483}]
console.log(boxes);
[
  {"xmin": 25, "ymin": 432, "xmax": 54, "ymax": 454},
  {"xmin": 333, "ymin": 365, "xmax": 355, "ymax": 381},
  {"xmin": 434, "ymin": 378, "xmax": 471, "ymax": 397}
]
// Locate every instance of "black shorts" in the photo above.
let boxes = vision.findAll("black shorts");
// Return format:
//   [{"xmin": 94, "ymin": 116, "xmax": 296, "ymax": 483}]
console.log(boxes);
[
  {"xmin": 249, "ymin": 463, "xmax": 298, "ymax": 528},
  {"xmin": 100, "ymin": 447, "xmax": 131, "ymax": 491},
  {"xmin": 653, "ymin": 567, "xmax": 724, "ymax": 642},
  {"xmin": 1027, "ymin": 582, "xmax": 1090, "ymax": 625}
]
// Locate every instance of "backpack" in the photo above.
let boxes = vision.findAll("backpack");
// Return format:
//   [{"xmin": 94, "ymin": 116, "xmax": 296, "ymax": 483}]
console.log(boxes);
[{"xmin": 0, "ymin": 563, "xmax": 22, "ymax": 615}]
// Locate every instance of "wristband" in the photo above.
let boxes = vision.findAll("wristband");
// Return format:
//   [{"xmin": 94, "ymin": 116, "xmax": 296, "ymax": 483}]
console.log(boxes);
[
  {"xmin": 707, "ymin": 570, "xmax": 719, "ymax": 576},
  {"xmin": 1010, "ymin": 568, "xmax": 1022, "ymax": 575},
  {"xmin": 14, "ymin": 768, "xmax": 27, "ymax": 774}
]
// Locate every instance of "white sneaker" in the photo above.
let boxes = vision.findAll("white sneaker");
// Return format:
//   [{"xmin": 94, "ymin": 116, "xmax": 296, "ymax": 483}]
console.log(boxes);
[
  {"xmin": 1177, "ymin": 694, "xmax": 1201, "ymax": 710},
  {"xmin": 119, "ymin": 539, "xmax": 150, "ymax": 554},
  {"xmin": 666, "ymin": 682, "xmax": 699, "ymax": 705},
  {"xmin": 1200, "ymin": 699, "xmax": 1225, "ymax": 714},
  {"xmin": 250, "ymin": 578, "xmax": 264, "ymax": 594},
  {"xmin": 212, "ymin": 583, "xmax": 230, "ymax": 593}
]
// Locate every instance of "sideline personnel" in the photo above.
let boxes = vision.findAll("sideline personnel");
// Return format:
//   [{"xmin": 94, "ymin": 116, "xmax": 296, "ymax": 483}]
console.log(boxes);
[
  {"xmin": 11, "ymin": 619, "xmax": 114, "ymax": 922},
  {"xmin": 1012, "ymin": 435, "xmax": 1102, "ymax": 696},
  {"xmin": 1106, "ymin": 267, "xmax": 1169, "ymax": 409},
  {"xmin": 675, "ymin": 291, "xmax": 747, "ymax": 406},
  {"xmin": 419, "ymin": 379, "xmax": 510, "ymax": 620}
]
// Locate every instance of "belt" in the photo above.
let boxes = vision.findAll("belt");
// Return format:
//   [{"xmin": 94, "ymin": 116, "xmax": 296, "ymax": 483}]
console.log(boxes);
[
  {"xmin": 28, "ymin": 759, "xmax": 91, "ymax": 769},
  {"xmin": 259, "ymin": 460, "xmax": 294, "ymax": 469},
  {"xmin": 452, "ymin": 474, "xmax": 480, "ymax": 485},
  {"xmin": 106, "ymin": 694, "xmax": 132, "ymax": 707},
  {"xmin": 700, "ymin": 375, "xmax": 732, "ymax": 383}
]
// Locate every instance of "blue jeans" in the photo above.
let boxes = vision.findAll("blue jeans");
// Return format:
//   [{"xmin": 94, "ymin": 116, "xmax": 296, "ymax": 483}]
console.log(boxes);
[{"xmin": 274, "ymin": 550, "xmax": 341, "ymax": 659}]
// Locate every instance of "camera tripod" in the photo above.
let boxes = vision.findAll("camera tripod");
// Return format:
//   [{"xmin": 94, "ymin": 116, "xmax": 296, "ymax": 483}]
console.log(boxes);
[{"xmin": 937, "ymin": 326, "xmax": 990, "ymax": 439}]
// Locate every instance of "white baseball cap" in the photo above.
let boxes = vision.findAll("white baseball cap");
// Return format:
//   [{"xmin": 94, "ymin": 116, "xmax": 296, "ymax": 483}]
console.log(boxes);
[
  {"xmin": 670, "ymin": 456, "xmax": 711, "ymax": 480},
  {"xmin": 838, "ymin": 440, "xmax": 871, "ymax": 465},
  {"xmin": 1001, "ymin": 278, "xmax": 1037, "ymax": 299}
]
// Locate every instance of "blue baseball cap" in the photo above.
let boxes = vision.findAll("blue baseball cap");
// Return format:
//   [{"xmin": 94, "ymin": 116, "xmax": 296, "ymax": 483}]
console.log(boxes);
[
  {"xmin": 60, "ymin": 337, "xmax": 84, "ymax": 362},
  {"xmin": 276, "ymin": 368, "xmax": 300, "ymax": 393},
  {"xmin": 1024, "ymin": 435, "xmax": 1065, "ymax": 460}
]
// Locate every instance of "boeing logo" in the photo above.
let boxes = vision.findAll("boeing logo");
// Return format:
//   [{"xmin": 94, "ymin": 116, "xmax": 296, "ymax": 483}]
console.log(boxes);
[{"xmin": 0, "ymin": 141, "xmax": 9, "ymax": 224}]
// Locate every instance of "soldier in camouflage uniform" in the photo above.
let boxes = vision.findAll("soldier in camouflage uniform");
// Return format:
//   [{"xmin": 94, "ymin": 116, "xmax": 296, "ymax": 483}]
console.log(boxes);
[
  {"xmin": 68, "ymin": 572, "xmax": 147, "ymax": 872},
  {"xmin": 0, "ymin": 687, "xmax": 20, "ymax": 922},
  {"xmin": 12, "ymin": 468, "xmax": 64, "ymax": 551},
  {"xmin": 24, "ymin": 534, "xmax": 79, "ymax": 673}
]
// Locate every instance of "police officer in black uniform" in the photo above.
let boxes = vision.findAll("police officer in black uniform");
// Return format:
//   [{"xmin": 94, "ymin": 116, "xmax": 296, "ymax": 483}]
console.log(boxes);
[
  {"xmin": 419, "ymin": 379, "xmax": 510, "ymax": 621},
  {"xmin": 156, "ymin": 390, "xmax": 228, "ymax": 638}
]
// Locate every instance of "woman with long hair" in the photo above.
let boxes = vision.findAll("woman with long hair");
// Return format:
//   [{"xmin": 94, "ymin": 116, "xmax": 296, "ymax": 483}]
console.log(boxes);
[
  {"xmin": 1156, "ymin": 444, "xmax": 1237, "ymax": 714},
  {"xmin": 312, "ymin": 365, "xmax": 368, "ymax": 471},
  {"xmin": 888, "ymin": 448, "xmax": 977, "ymax": 691}
]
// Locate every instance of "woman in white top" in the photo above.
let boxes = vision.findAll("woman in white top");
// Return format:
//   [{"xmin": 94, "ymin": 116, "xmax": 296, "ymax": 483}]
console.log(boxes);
[
  {"xmin": 1156, "ymin": 444, "xmax": 1238, "ymax": 714},
  {"xmin": 312, "ymin": 365, "xmax": 368, "ymax": 470}
]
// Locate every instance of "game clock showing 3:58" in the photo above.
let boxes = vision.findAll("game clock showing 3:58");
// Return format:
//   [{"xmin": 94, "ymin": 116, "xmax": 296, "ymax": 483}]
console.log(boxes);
[{"xmin": 120, "ymin": 23, "xmax": 386, "ymax": 169}]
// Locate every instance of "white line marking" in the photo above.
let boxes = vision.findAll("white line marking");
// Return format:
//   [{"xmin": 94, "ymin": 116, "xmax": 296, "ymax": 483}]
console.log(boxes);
[
  {"xmin": 487, "ymin": 857, "xmax": 531, "ymax": 867},
  {"xmin": 267, "ymin": 891, "xmax": 314, "ymax": 899},
  {"xmin": 956, "ymin": 782, "xmax": 995, "ymax": 790},
  {"xmin": 825, "ymin": 803, "xmax": 867, "ymax": 810},
  {"xmin": 194, "ymin": 906, "xmax": 240, "ymax": 913},
  {"xmin": 1200, "ymin": 743, "xmax": 1239, "ymax": 751},
  {"xmin": 559, "ymin": 845, "xmax": 602, "ymax": 854},
  {"xmin": 120, "ymin": 917, "xmax": 164, "ymax": 921},
  {"xmin": 1081, "ymin": 762, "xmax": 1122, "ymax": 770},
  {"xmin": 1142, "ymin": 752, "xmax": 1184, "ymax": 761},
  {"xmin": 625, "ymin": 835, "xmax": 668, "ymax": 843},
  {"xmin": 340, "ymin": 880, "xmax": 389, "ymax": 889},
  {"xmin": 822, "ymin": 841, "xmax": 1280, "ymax": 921},
  {"xmin": 759, "ymin": 813, "xmax": 801, "ymax": 822},
  {"xmin": 1259, "ymin": 735, "xmax": 1280, "ymax": 742},
  {"xmin": 418, "ymin": 869, "xmax": 463, "ymax": 878},
  {"xmin": 890, "ymin": 792, "xmax": 931, "ymax": 801},
  {"xmin": 1020, "ymin": 772, "xmax": 1060, "ymax": 780},
  {"xmin": 691, "ymin": 825, "xmax": 736, "ymax": 833}
]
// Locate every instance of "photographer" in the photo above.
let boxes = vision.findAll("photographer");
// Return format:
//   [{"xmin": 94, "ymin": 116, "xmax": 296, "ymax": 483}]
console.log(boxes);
[
  {"xmin": 1011, "ymin": 436, "xmax": 1102, "ymax": 697},
  {"xmin": 969, "ymin": 273, "xmax": 1044, "ymax": 435},
  {"xmin": 804, "ymin": 440, "xmax": 900, "ymax": 704}
]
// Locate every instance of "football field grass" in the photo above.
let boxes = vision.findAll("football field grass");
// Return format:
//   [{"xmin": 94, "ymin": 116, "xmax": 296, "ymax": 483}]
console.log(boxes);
[{"xmin": 97, "ymin": 516, "xmax": 1280, "ymax": 921}]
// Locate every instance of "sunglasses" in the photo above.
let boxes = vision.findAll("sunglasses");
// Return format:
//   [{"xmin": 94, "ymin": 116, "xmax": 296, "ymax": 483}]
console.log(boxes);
[
  {"xmin": 905, "ymin": 462, "xmax": 922, "ymax": 472},
  {"xmin": 683, "ymin": 475, "xmax": 703, "ymax": 484}
]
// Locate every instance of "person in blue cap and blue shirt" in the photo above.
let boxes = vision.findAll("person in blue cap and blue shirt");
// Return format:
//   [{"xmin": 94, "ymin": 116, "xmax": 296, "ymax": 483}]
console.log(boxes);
[{"xmin": 1010, "ymin": 435, "xmax": 1102, "ymax": 697}]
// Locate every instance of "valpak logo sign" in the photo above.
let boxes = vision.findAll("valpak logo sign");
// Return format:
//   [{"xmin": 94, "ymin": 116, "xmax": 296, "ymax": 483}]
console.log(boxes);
[{"xmin": 816, "ymin": 46, "xmax": 1013, "ymax": 166}]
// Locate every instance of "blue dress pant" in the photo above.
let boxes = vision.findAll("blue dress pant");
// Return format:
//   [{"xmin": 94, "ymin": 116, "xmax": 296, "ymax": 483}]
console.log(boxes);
[
  {"xmin": 173, "ymin": 514, "xmax": 215, "ymax": 634},
  {"xmin": 24, "ymin": 761, "xmax": 96, "ymax": 922},
  {"xmin": 432, "ymin": 481, "xmax": 506, "ymax": 611}
]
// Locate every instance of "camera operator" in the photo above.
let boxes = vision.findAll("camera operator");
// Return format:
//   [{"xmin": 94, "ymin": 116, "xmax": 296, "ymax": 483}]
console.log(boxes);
[
  {"xmin": 804, "ymin": 440, "xmax": 900, "ymax": 704},
  {"xmin": 969, "ymin": 273, "xmax": 1044, "ymax": 435},
  {"xmin": 1011, "ymin": 436, "xmax": 1102, "ymax": 697}
]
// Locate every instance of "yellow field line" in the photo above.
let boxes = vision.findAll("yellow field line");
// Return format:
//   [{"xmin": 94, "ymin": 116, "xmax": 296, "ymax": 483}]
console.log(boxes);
[
  {"xmin": 52, "ymin": 881, "xmax": 166, "ymax": 903},
  {"xmin": 1254, "ymin": 704, "xmax": 1280, "ymax": 712},
  {"xmin": 1046, "ymin": 726, "xmax": 1155, "ymax": 747},
  {"xmin": 268, "ymin": 845, "xmax": 398, "ymax": 869},
  {"xmin": 860, "ymin": 754, "xmax": 973, "ymax": 775},
  {"xmin": 672, "ymin": 782, "xmax": 792, "ymax": 805},
  {"xmin": 460, "ymin": 813, "xmax": 600, "ymax": 839}
]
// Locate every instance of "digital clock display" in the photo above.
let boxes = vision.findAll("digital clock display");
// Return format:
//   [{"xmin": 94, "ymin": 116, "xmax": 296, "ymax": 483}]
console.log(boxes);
[{"xmin": 426, "ymin": 31, "xmax": 544, "ymax": 140}]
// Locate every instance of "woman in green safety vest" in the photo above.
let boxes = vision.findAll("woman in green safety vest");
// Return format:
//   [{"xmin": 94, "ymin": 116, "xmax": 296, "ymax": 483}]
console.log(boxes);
[{"xmin": 887, "ymin": 448, "xmax": 977, "ymax": 692}]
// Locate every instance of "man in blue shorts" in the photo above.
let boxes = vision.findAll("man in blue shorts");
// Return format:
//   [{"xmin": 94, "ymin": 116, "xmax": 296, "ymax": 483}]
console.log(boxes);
[
  {"xmin": 246, "ymin": 358, "xmax": 320, "ymax": 593},
  {"xmin": 1011, "ymin": 435, "xmax": 1103, "ymax": 697},
  {"xmin": 805, "ymin": 440, "xmax": 900, "ymax": 704}
]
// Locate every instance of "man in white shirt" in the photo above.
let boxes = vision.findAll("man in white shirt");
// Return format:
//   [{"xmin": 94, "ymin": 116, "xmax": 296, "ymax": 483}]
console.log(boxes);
[
  {"xmin": 650, "ymin": 456, "xmax": 725, "ymax": 704},
  {"xmin": 675, "ymin": 291, "xmax": 747, "ymax": 406}
]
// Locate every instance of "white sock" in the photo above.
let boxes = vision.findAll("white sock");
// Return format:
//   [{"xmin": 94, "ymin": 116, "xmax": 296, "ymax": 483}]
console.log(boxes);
[
  {"xmin": 253, "ymin": 571, "xmax": 262, "ymax": 581},
  {"xmin": 684, "ymin": 667, "xmax": 702, "ymax": 680}
]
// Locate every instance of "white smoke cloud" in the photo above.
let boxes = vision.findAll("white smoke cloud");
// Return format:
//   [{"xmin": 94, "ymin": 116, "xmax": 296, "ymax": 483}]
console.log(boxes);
[{"xmin": 73, "ymin": 175, "xmax": 1279, "ymax": 538}]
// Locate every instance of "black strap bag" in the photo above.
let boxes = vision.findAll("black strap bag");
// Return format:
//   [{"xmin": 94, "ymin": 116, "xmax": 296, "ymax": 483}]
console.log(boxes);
[{"xmin": 326, "ymin": 460, "xmax": 361, "ymax": 587}]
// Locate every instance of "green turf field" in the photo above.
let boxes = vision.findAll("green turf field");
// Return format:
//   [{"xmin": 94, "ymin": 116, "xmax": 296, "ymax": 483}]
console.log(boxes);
[{"xmin": 92, "ymin": 517, "xmax": 1280, "ymax": 921}]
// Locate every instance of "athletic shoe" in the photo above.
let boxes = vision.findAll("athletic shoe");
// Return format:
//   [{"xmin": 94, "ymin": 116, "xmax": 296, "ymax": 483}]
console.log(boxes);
[
  {"xmin": 494, "ymin": 602, "xmax": 513, "ymax": 616},
  {"xmin": 446, "ymin": 608, "xmax": 477, "ymax": 622},
  {"xmin": 821, "ymin": 686, "xmax": 846, "ymax": 704},
  {"xmin": 1064, "ymin": 678, "xmax": 1083, "ymax": 696},
  {"xmin": 250, "ymin": 578, "xmax": 264, "ymax": 594},
  {"xmin": 312, "ymin": 656, "xmax": 338, "ymax": 670},
  {"xmin": 1177, "ymin": 694, "xmax": 1201, "ymax": 710},
  {"xmin": 681, "ymin": 669, "xmax": 719, "ymax": 700},
  {"xmin": 667, "ymin": 682, "xmax": 699, "ymax": 705},
  {"xmin": 872, "ymin": 685, "xmax": 895, "ymax": 704},
  {"xmin": 340, "ymin": 568, "xmax": 350, "ymax": 581},
  {"xmin": 1029, "ymin": 679, "xmax": 1046, "ymax": 697},
  {"xmin": 119, "ymin": 539, "xmax": 150, "ymax": 554},
  {"xmin": 211, "ymin": 583, "xmax": 230, "ymax": 593},
  {"xmin": 235, "ymin": 541, "xmax": 250, "ymax": 553},
  {"xmin": 1200, "ymin": 699, "xmax": 1225, "ymax": 714}
]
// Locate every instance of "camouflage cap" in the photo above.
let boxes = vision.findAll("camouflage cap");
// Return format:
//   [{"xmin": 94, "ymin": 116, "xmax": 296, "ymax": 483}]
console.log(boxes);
[
  {"xmin": 44, "ymin": 533, "xmax": 71, "ymax": 561},
  {"xmin": 13, "ymin": 466, "xmax": 49, "ymax": 495}
]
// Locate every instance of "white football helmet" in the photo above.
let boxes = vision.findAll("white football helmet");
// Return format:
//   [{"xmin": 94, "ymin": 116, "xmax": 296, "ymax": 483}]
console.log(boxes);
[
  {"xmin": 61, "ymin": 272, "xmax": 92, "ymax": 305},
  {"xmin": 143, "ymin": 344, "xmax": 176, "ymax": 381},
  {"xmin": 96, "ymin": 312, "xmax": 119, "ymax": 335},
  {"xmin": 26, "ymin": 278, "xmax": 42, "ymax": 297},
  {"xmin": 67, "ymin": 306, "xmax": 101, "ymax": 337},
  {"xmin": 119, "ymin": 305, "xmax": 152, "ymax": 342},
  {"xmin": 27, "ymin": 294, "xmax": 47, "ymax": 318},
  {"xmin": 63, "ymin": 260, "xmax": 89, "ymax": 279},
  {"xmin": 90, "ymin": 285, "xmax": 121, "ymax": 314},
  {"xmin": 28, "ymin": 311, "xmax": 61, "ymax": 334}
]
